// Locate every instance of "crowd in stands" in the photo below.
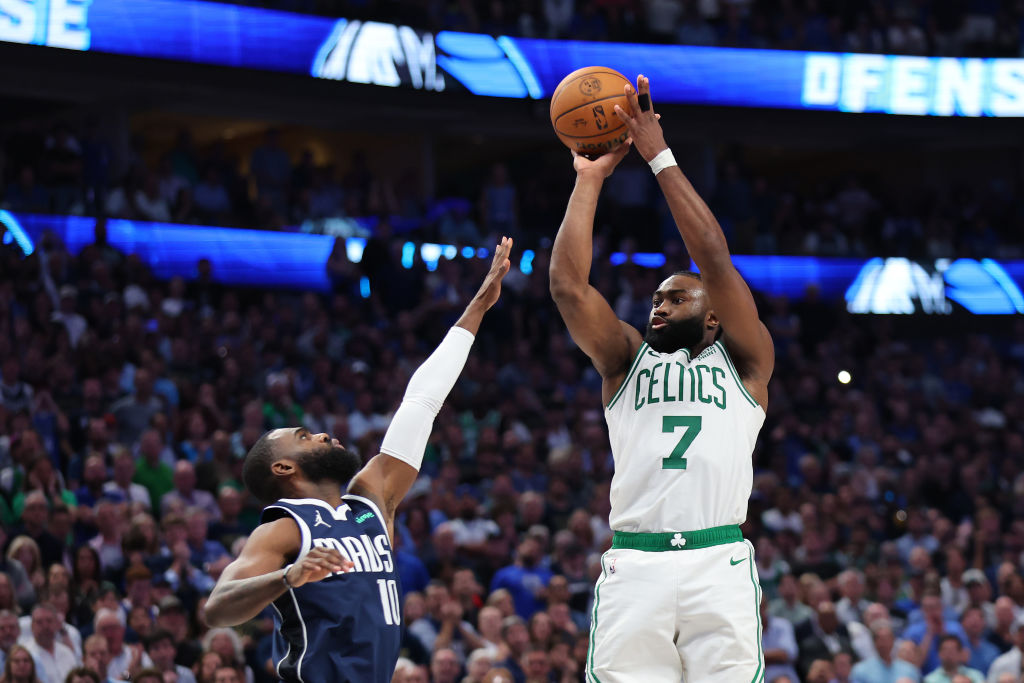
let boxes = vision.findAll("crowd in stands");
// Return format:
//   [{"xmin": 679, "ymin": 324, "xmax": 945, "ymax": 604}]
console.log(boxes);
[
  {"xmin": 0, "ymin": 187, "xmax": 1023, "ymax": 683},
  {"xmin": 1, "ymin": 119, "xmax": 1020, "ymax": 260},
  {"xmin": 224, "ymin": 0, "xmax": 1024, "ymax": 57}
]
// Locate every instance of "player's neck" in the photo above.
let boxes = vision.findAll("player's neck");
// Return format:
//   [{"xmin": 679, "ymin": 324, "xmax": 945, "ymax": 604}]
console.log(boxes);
[
  {"xmin": 291, "ymin": 481, "xmax": 345, "ymax": 508},
  {"xmin": 686, "ymin": 339, "xmax": 714, "ymax": 357}
]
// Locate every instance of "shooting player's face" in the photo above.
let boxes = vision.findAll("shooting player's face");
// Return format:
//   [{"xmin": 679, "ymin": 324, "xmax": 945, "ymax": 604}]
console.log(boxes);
[{"xmin": 645, "ymin": 275, "xmax": 712, "ymax": 353}]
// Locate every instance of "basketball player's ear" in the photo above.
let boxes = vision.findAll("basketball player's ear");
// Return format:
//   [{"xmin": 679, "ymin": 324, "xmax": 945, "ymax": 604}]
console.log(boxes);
[
  {"xmin": 706, "ymin": 310, "xmax": 720, "ymax": 330},
  {"xmin": 270, "ymin": 460, "xmax": 295, "ymax": 477}
]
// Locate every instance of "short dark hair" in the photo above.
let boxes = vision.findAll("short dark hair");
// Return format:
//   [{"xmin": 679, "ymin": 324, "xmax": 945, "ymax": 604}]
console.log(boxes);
[
  {"xmin": 64, "ymin": 667, "xmax": 101, "ymax": 683},
  {"xmin": 242, "ymin": 431, "xmax": 283, "ymax": 504},
  {"xmin": 144, "ymin": 629, "xmax": 175, "ymax": 651},
  {"xmin": 133, "ymin": 668, "xmax": 165, "ymax": 683},
  {"xmin": 938, "ymin": 634, "xmax": 962, "ymax": 650},
  {"xmin": 671, "ymin": 269, "xmax": 703, "ymax": 281}
]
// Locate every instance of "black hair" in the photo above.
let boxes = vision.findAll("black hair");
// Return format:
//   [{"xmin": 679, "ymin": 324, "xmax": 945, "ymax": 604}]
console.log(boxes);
[
  {"xmin": 937, "ymin": 633, "xmax": 962, "ymax": 650},
  {"xmin": 242, "ymin": 432, "xmax": 283, "ymax": 504},
  {"xmin": 671, "ymin": 269, "xmax": 702, "ymax": 281},
  {"xmin": 143, "ymin": 629, "xmax": 175, "ymax": 651}
]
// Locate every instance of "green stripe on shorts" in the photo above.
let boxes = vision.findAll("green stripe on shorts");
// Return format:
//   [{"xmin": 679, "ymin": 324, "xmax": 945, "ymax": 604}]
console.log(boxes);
[{"xmin": 611, "ymin": 524, "xmax": 742, "ymax": 551}]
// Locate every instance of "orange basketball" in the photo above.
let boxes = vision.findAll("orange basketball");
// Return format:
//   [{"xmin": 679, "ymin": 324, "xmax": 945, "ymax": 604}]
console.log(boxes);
[{"xmin": 550, "ymin": 67, "xmax": 631, "ymax": 158}]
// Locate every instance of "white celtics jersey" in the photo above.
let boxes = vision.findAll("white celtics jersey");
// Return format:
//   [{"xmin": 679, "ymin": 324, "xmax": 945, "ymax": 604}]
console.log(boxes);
[{"xmin": 604, "ymin": 339, "xmax": 765, "ymax": 532}]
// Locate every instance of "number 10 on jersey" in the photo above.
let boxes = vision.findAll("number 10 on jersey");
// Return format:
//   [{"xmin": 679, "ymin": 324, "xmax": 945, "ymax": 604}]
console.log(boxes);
[
  {"xmin": 377, "ymin": 579, "xmax": 401, "ymax": 625},
  {"xmin": 662, "ymin": 416, "xmax": 702, "ymax": 470}
]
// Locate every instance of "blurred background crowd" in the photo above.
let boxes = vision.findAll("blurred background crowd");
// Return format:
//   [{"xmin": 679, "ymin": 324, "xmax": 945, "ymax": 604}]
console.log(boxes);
[
  {"xmin": 0, "ymin": 210, "xmax": 1021, "ymax": 683},
  {"xmin": 1, "ymin": 118, "xmax": 1020, "ymax": 259},
  {"xmin": 224, "ymin": 0, "xmax": 1024, "ymax": 57}
]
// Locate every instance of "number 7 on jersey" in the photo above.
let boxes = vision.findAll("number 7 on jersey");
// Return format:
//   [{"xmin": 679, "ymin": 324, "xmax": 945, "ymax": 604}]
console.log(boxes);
[{"xmin": 661, "ymin": 416, "xmax": 702, "ymax": 470}]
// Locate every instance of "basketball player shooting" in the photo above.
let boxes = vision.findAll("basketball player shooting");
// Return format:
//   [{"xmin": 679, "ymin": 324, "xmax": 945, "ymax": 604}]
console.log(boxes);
[
  {"xmin": 549, "ymin": 76, "xmax": 774, "ymax": 682},
  {"xmin": 205, "ymin": 238, "xmax": 514, "ymax": 683}
]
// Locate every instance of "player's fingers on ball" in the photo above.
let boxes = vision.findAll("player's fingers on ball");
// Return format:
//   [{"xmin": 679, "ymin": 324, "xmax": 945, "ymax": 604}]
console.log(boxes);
[
  {"xmin": 623, "ymin": 84, "xmax": 641, "ymax": 117},
  {"xmin": 612, "ymin": 105, "xmax": 632, "ymax": 126}
]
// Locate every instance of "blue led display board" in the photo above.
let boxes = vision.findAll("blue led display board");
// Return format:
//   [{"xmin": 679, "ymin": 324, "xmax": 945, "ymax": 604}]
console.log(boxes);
[
  {"xmin": 1, "ymin": 0, "xmax": 1022, "ymax": 116},
  {"xmin": 6, "ymin": 213, "xmax": 1023, "ymax": 314}
]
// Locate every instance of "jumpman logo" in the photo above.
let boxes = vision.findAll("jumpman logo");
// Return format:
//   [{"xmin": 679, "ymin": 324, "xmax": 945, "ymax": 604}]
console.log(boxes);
[{"xmin": 314, "ymin": 511, "xmax": 331, "ymax": 529}]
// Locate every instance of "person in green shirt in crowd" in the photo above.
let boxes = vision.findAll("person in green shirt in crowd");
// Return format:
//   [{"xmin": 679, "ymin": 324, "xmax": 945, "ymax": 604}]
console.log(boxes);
[{"xmin": 133, "ymin": 430, "xmax": 174, "ymax": 513}]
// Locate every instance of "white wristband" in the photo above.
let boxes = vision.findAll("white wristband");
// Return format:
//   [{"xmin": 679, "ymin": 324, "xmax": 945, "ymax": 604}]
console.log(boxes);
[{"xmin": 649, "ymin": 148, "xmax": 677, "ymax": 175}]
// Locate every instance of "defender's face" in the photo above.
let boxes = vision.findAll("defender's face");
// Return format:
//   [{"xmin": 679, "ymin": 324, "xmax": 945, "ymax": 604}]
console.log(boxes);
[{"xmin": 267, "ymin": 427, "xmax": 360, "ymax": 488}]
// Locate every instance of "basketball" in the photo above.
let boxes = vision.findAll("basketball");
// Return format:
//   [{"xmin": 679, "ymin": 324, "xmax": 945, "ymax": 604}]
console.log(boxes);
[{"xmin": 550, "ymin": 66, "xmax": 631, "ymax": 158}]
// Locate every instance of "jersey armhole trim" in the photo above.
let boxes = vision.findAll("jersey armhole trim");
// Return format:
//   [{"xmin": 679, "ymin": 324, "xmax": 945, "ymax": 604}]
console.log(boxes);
[
  {"xmin": 264, "ymin": 505, "xmax": 313, "ymax": 561},
  {"xmin": 714, "ymin": 340, "xmax": 760, "ymax": 408},
  {"xmin": 606, "ymin": 342, "xmax": 649, "ymax": 411},
  {"xmin": 342, "ymin": 493, "xmax": 391, "ymax": 546}
]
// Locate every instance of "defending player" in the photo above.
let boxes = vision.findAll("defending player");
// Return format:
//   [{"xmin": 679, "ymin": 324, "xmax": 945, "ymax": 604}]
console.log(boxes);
[
  {"xmin": 205, "ymin": 238, "xmax": 514, "ymax": 683},
  {"xmin": 549, "ymin": 77, "xmax": 774, "ymax": 682}
]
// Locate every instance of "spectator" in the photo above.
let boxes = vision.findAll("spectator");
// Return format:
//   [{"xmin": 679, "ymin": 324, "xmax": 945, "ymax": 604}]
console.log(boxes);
[
  {"xmin": 492, "ymin": 616, "xmax": 530, "ymax": 683},
  {"xmin": 141, "ymin": 632, "xmax": 194, "ymax": 683},
  {"xmin": 111, "ymin": 370, "xmax": 163, "ymax": 448},
  {"xmin": 64, "ymin": 668, "xmax": 100, "ymax": 683},
  {"xmin": 850, "ymin": 619, "xmax": 921, "ymax": 682},
  {"xmin": 762, "ymin": 595, "xmax": 800, "ymax": 683},
  {"xmin": 93, "ymin": 608, "xmax": 151, "ymax": 682},
  {"xmin": 922, "ymin": 635, "xmax": 983, "ymax": 683},
  {"xmin": 987, "ymin": 616, "xmax": 1024, "ymax": 682},
  {"xmin": 81, "ymin": 635, "xmax": 120, "ymax": 683},
  {"xmin": 102, "ymin": 451, "xmax": 151, "ymax": 511},
  {"xmin": 160, "ymin": 463, "xmax": 218, "ymax": 522},
  {"xmin": 0, "ymin": 611, "xmax": 20, "ymax": 669},
  {"xmin": 429, "ymin": 648, "xmax": 460, "ymax": 683},
  {"xmin": 960, "ymin": 607, "xmax": 999, "ymax": 674},
  {"xmin": 902, "ymin": 593, "xmax": 969, "ymax": 674},
  {"xmin": 0, "ymin": 644, "xmax": 41, "ymax": 683},
  {"xmin": 837, "ymin": 570, "xmax": 871, "ymax": 625},
  {"xmin": 489, "ymin": 538, "xmax": 552, "ymax": 620},
  {"xmin": 133, "ymin": 431, "xmax": 174, "ymax": 510},
  {"xmin": 798, "ymin": 601, "xmax": 854, "ymax": 678},
  {"xmin": 21, "ymin": 605, "xmax": 75, "ymax": 683},
  {"xmin": 87, "ymin": 502, "xmax": 125, "ymax": 575},
  {"xmin": 19, "ymin": 587, "xmax": 80, "ymax": 660}
]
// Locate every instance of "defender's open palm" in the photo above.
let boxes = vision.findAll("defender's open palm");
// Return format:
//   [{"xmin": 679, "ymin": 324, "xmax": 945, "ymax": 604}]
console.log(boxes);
[
  {"xmin": 284, "ymin": 547, "xmax": 353, "ymax": 588},
  {"xmin": 473, "ymin": 236, "xmax": 514, "ymax": 310}
]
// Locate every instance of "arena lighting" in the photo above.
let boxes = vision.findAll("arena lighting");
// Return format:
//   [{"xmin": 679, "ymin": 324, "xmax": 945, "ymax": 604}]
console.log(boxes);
[
  {"xmin": 1, "ymin": 0, "xmax": 1022, "ymax": 116},
  {"xmin": 837, "ymin": 371, "xmax": 852, "ymax": 385},
  {"xmin": 6, "ymin": 213, "xmax": 1024, "ymax": 312},
  {"xmin": 0, "ymin": 210, "xmax": 34, "ymax": 255}
]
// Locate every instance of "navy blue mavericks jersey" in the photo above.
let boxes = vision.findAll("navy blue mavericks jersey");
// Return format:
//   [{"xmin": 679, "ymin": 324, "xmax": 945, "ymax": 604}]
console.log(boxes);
[{"xmin": 262, "ymin": 495, "xmax": 402, "ymax": 683}]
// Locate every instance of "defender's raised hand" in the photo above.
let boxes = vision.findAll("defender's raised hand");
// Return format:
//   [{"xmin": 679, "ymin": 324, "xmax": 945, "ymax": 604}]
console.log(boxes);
[
  {"xmin": 472, "ymin": 236, "xmax": 514, "ymax": 311},
  {"xmin": 613, "ymin": 75, "xmax": 669, "ymax": 163}
]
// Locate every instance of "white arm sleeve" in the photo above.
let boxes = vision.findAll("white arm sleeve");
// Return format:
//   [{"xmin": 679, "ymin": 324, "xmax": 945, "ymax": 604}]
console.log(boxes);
[{"xmin": 379, "ymin": 326, "xmax": 475, "ymax": 470}]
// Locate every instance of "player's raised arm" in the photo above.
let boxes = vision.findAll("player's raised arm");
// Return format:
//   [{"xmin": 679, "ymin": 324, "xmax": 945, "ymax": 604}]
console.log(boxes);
[
  {"xmin": 613, "ymin": 76, "xmax": 773, "ymax": 404},
  {"xmin": 550, "ymin": 144, "xmax": 643, "ymax": 396},
  {"xmin": 348, "ymin": 238, "xmax": 514, "ymax": 522}
]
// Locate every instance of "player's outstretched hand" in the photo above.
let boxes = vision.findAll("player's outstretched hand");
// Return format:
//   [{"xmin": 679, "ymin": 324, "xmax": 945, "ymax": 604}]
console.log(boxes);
[
  {"xmin": 472, "ymin": 236, "xmax": 514, "ymax": 311},
  {"xmin": 572, "ymin": 139, "xmax": 632, "ymax": 178},
  {"xmin": 613, "ymin": 75, "xmax": 669, "ymax": 163},
  {"xmin": 284, "ymin": 547, "xmax": 353, "ymax": 588}
]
